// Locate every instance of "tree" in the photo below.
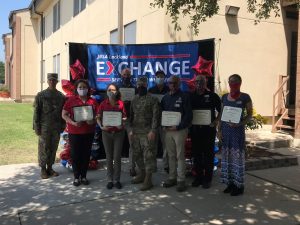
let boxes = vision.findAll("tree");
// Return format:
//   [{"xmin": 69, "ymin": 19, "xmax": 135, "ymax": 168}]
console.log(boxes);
[
  {"xmin": 150, "ymin": 0, "xmax": 299, "ymax": 35},
  {"xmin": 0, "ymin": 61, "xmax": 4, "ymax": 84}
]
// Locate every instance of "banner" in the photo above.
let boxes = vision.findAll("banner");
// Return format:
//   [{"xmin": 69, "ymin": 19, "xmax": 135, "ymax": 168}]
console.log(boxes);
[{"xmin": 69, "ymin": 40, "xmax": 215, "ymax": 91}]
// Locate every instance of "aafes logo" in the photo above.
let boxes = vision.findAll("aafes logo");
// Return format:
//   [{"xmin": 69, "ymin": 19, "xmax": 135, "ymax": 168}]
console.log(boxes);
[{"xmin": 96, "ymin": 53, "xmax": 191, "ymax": 77}]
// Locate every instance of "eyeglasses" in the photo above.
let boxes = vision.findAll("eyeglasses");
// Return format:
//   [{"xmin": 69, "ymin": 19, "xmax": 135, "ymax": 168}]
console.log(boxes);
[{"xmin": 108, "ymin": 89, "xmax": 116, "ymax": 92}]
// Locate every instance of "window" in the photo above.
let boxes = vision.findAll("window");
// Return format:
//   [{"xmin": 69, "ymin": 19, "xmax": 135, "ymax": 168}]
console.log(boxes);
[
  {"xmin": 124, "ymin": 21, "xmax": 136, "ymax": 44},
  {"xmin": 53, "ymin": 1, "xmax": 60, "ymax": 32},
  {"xmin": 53, "ymin": 54, "xmax": 60, "ymax": 80},
  {"xmin": 42, "ymin": 60, "xmax": 45, "ymax": 83},
  {"xmin": 74, "ymin": 0, "xmax": 86, "ymax": 17},
  {"xmin": 110, "ymin": 29, "xmax": 118, "ymax": 44}
]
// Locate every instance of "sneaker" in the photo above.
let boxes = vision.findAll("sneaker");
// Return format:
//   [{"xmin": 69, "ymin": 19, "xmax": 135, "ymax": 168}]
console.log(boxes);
[
  {"xmin": 176, "ymin": 181, "xmax": 187, "ymax": 192},
  {"xmin": 106, "ymin": 182, "xmax": 114, "ymax": 189},
  {"xmin": 162, "ymin": 179, "xmax": 177, "ymax": 188},
  {"xmin": 115, "ymin": 181, "xmax": 122, "ymax": 189},
  {"xmin": 191, "ymin": 178, "xmax": 202, "ymax": 187},
  {"xmin": 81, "ymin": 178, "xmax": 90, "ymax": 185},
  {"xmin": 73, "ymin": 179, "xmax": 80, "ymax": 187}
]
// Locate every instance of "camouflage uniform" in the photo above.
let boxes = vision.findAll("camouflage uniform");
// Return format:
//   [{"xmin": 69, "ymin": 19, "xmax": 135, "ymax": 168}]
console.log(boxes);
[
  {"xmin": 130, "ymin": 94, "xmax": 160, "ymax": 173},
  {"xmin": 33, "ymin": 88, "xmax": 65, "ymax": 169}
]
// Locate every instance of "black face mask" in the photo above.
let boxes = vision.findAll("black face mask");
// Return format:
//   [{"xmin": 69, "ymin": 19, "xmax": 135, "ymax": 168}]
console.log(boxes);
[
  {"xmin": 122, "ymin": 77, "xmax": 131, "ymax": 85},
  {"xmin": 137, "ymin": 86, "xmax": 147, "ymax": 96}
]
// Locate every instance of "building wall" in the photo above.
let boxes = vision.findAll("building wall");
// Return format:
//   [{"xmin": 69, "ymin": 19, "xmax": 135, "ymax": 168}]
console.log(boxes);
[{"xmin": 33, "ymin": 0, "xmax": 297, "ymax": 116}]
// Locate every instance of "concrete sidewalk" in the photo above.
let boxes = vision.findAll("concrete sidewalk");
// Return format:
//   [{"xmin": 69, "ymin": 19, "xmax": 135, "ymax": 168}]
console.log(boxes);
[{"xmin": 0, "ymin": 160, "xmax": 299, "ymax": 225}]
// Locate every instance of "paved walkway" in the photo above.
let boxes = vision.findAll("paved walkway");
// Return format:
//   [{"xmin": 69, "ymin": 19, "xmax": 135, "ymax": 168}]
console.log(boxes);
[{"xmin": 0, "ymin": 159, "xmax": 299, "ymax": 225}]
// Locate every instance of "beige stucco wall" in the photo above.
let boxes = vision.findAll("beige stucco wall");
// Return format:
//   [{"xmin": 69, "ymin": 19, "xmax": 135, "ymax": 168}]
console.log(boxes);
[
  {"xmin": 163, "ymin": 1, "xmax": 298, "ymax": 116},
  {"xmin": 34, "ymin": 0, "xmax": 297, "ymax": 116}
]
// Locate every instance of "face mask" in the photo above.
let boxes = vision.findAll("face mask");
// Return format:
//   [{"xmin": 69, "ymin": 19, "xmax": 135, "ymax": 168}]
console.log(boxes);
[
  {"xmin": 229, "ymin": 83, "xmax": 241, "ymax": 99},
  {"xmin": 195, "ymin": 80, "xmax": 206, "ymax": 92},
  {"xmin": 137, "ymin": 86, "xmax": 147, "ymax": 96},
  {"xmin": 155, "ymin": 78, "xmax": 164, "ymax": 85},
  {"xmin": 122, "ymin": 77, "xmax": 131, "ymax": 85},
  {"xmin": 77, "ymin": 88, "xmax": 88, "ymax": 96},
  {"xmin": 107, "ymin": 91, "xmax": 116, "ymax": 99}
]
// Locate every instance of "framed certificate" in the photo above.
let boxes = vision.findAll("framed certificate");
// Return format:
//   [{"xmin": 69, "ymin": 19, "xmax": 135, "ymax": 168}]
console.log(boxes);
[
  {"xmin": 161, "ymin": 111, "xmax": 181, "ymax": 126},
  {"xmin": 221, "ymin": 106, "xmax": 242, "ymax": 124},
  {"xmin": 120, "ymin": 88, "xmax": 135, "ymax": 101},
  {"xmin": 151, "ymin": 94, "xmax": 164, "ymax": 102},
  {"xmin": 73, "ymin": 105, "xmax": 94, "ymax": 122},
  {"xmin": 192, "ymin": 110, "xmax": 211, "ymax": 125},
  {"xmin": 102, "ymin": 111, "xmax": 122, "ymax": 127}
]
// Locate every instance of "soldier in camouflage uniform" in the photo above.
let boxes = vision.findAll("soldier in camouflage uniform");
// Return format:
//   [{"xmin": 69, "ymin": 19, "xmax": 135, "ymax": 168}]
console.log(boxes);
[
  {"xmin": 33, "ymin": 73, "xmax": 66, "ymax": 179},
  {"xmin": 129, "ymin": 76, "xmax": 160, "ymax": 191}
]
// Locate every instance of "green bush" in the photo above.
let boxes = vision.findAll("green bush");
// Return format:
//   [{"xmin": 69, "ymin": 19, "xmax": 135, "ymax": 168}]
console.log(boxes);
[
  {"xmin": 245, "ymin": 109, "xmax": 267, "ymax": 130},
  {"xmin": 0, "ymin": 85, "xmax": 9, "ymax": 92}
]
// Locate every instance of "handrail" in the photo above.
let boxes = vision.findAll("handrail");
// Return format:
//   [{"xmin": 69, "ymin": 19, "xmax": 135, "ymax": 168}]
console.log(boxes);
[{"xmin": 272, "ymin": 75, "xmax": 289, "ymax": 132}]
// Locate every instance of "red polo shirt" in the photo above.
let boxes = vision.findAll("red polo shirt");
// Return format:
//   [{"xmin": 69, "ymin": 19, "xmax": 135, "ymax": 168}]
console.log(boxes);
[
  {"xmin": 63, "ymin": 95, "xmax": 98, "ymax": 134},
  {"xmin": 97, "ymin": 98, "xmax": 126, "ymax": 132}
]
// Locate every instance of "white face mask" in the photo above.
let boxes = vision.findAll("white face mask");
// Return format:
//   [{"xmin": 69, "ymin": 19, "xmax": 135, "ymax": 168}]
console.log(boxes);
[{"xmin": 77, "ymin": 88, "xmax": 88, "ymax": 96}]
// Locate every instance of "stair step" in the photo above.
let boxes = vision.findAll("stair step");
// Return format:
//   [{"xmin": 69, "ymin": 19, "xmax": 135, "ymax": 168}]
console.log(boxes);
[
  {"xmin": 276, "ymin": 124, "xmax": 294, "ymax": 130},
  {"xmin": 288, "ymin": 108, "xmax": 295, "ymax": 116}
]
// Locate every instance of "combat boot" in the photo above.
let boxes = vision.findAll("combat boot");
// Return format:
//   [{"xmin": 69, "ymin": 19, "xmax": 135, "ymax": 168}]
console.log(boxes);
[
  {"xmin": 176, "ymin": 181, "xmax": 187, "ymax": 192},
  {"xmin": 140, "ymin": 173, "xmax": 153, "ymax": 191},
  {"xmin": 47, "ymin": 165, "xmax": 59, "ymax": 177},
  {"xmin": 131, "ymin": 170, "xmax": 145, "ymax": 184},
  {"xmin": 41, "ymin": 167, "xmax": 49, "ymax": 179}
]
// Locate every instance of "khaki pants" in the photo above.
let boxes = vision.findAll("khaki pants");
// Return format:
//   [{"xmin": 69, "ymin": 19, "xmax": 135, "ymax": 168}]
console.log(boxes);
[
  {"xmin": 165, "ymin": 128, "xmax": 188, "ymax": 182},
  {"xmin": 102, "ymin": 130, "xmax": 125, "ymax": 182}
]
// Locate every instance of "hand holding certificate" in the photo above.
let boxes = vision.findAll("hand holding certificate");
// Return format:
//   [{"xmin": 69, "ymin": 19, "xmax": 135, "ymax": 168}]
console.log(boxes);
[
  {"xmin": 102, "ymin": 111, "xmax": 122, "ymax": 127},
  {"xmin": 192, "ymin": 110, "xmax": 211, "ymax": 125},
  {"xmin": 221, "ymin": 106, "xmax": 242, "ymax": 124},
  {"xmin": 120, "ymin": 88, "xmax": 135, "ymax": 101},
  {"xmin": 73, "ymin": 106, "xmax": 94, "ymax": 122},
  {"xmin": 161, "ymin": 111, "xmax": 181, "ymax": 126}
]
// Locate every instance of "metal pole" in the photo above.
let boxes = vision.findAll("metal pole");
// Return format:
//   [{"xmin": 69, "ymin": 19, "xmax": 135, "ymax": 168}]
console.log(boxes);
[{"xmin": 118, "ymin": 0, "xmax": 123, "ymax": 44}]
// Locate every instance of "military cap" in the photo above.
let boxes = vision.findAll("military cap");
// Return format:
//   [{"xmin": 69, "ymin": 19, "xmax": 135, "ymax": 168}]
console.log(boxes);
[
  {"xmin": 47, "ymin": 73, "xmax": 58, "ymax": 80},
  {"xmin": 137, "ymin": 76, "xmax": 148, "ymax": 85}
]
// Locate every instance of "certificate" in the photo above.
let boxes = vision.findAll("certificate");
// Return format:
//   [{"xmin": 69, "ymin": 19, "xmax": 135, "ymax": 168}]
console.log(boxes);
[
  {"xmin": 151, "ymin": 94, "xmax": 164, "ymax": 102},
  {"xmin": 192, "ymin": 110, "xmax": 211, "ymax": 125},
  {"xmin": 102, "ymin": 111, "xmax": 122, "ymax": 127},
  {"xmin": 221, "ymin": 106, "xmax": 242, "ymax": 124},
  {"xmin": 73, "ymin": 106, "xmax": 94, "ymax": 122},
  {"xmin": 120, "ymin": 88, "xmax": 135, "ymax": 101},
  {"xmin": 161, "ymin": 111, "xmax": 181, "ymax": 126}
]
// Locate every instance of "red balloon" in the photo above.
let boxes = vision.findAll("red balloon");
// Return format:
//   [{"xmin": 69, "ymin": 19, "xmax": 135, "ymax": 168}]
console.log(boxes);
[
  {"xmin": 70, "ymin": 59, "xmax": 86, "ymax": 80},
  {"xmin": 191, "ymin": 56, "xmax": 214, "ymax": 76}
]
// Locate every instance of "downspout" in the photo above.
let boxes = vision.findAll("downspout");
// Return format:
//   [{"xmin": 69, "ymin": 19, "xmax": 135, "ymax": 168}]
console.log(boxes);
[{"xmin": 33, "ymin": 2, "xmax": 44, "ymax": 91}]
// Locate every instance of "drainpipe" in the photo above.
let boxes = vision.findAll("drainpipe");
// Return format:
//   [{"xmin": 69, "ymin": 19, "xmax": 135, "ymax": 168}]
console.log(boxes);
[
  {"xmin": 118, "ymin": 0, "xmax": 123, "ymax": 44},
  {"xmin": 33, "ymin": 2, "xmax": 44, "ymax": 91}
]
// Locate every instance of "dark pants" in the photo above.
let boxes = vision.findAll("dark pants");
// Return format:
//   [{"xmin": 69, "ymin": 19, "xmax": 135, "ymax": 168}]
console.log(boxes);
[
  {"xmin": 69, "ymin": 133, "xmax": 94, "ymax": 179},
  {"xmin": 191, "ymin": 126, "xmax": 216, "ymax": 183}
]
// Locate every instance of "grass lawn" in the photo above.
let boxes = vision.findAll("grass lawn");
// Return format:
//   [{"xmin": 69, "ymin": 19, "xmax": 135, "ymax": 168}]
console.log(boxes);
[{"xmin": 0, "ymin": 103, "xmax": 38, "ymax": 165}]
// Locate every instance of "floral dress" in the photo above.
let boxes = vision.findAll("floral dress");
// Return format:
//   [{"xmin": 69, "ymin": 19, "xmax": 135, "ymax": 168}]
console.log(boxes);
[{"xmin": 220, "ymin": 93, "xmax": 251, "ymax": 188}]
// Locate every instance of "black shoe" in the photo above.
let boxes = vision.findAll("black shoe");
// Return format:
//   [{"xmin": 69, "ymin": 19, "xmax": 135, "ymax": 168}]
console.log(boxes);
[
  {"xmin": 115, "ymin": 181, "xmax": 122, "ymax": 189},
  {"xmin": 129, "ymin": 168, "xmax": 137, "ymax": 177},
  {"xmin": 81, "ymin": 178, "xmax": 90, "ymax": 185},
  {"xmin": 106, "ymin": 182, "xmax": 114, "ymax": 189},
  {"xmin": 164, "ymin": 167, "xmax": 169, "ymax": 174},
  {"xmin": 191, "ymin": 178, "xmax": 202, "ymax": 187},
  {"xmin": 202, "ymin": 181, "xmax": 211, "ymax": 189},
  {"xmin": 73, "ymin": 179, "xmax": 80, "ymax": 187},
  {"xmin": 223, "ymin": 184, "xmax": 234, "ymax": 193},
  {"xmin": 230, "ymin": 186, "xmax": 244, "ymax": 196}
]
